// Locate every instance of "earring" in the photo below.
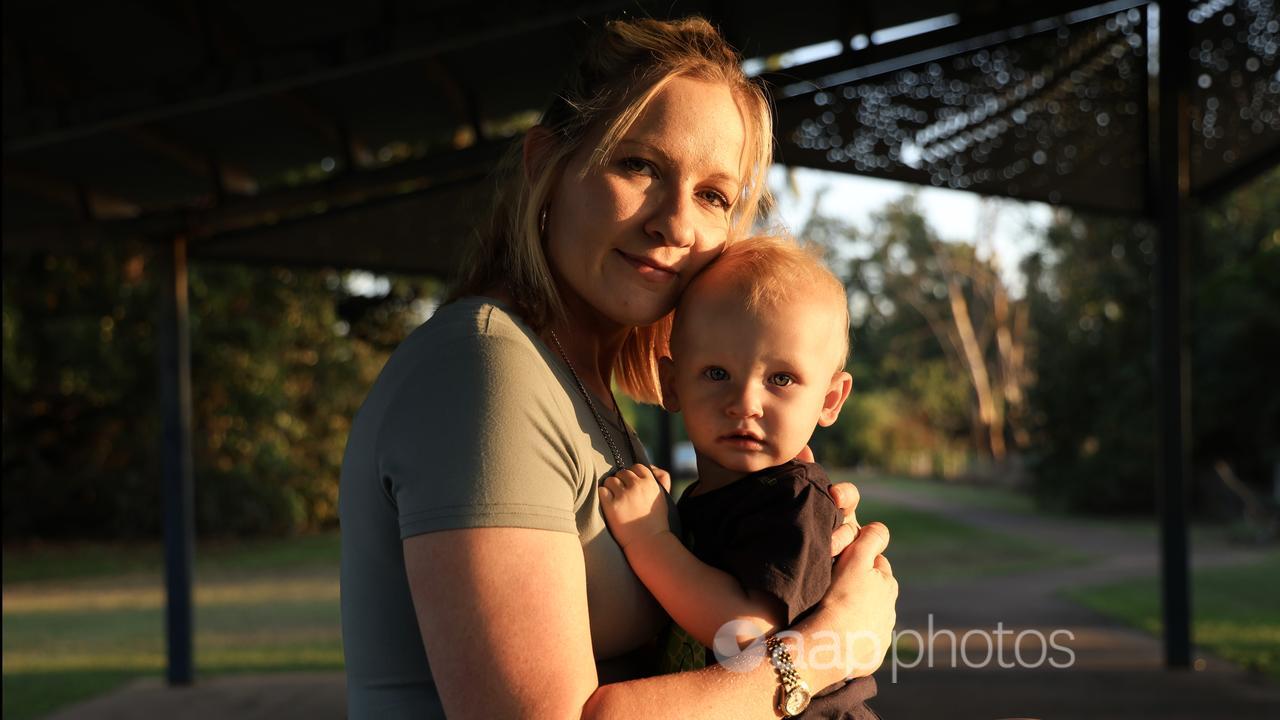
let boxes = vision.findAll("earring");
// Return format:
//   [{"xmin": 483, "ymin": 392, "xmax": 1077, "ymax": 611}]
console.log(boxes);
[{"xmin": 539, "ymin": 206, "xmax": 549, "ymax": 235}]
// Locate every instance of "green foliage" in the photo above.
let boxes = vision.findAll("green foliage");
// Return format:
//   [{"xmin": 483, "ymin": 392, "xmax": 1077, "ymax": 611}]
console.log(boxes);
[
  {"xmin": 3, "ymin": 245, "xmax": 163, "ymax": 539},
  {"xmin": 818, "ymin": 386, "xmax": 971, "ymax": 476},
  {"xmin": 1022, "ymin": 215, "xmax": 1159, "ymax": 512},
  {"xmin": 187, "ymin": 263, "xmax": 357, "ymax": 536},
  {"xmin": 1025, "ymin": 168, "xmax": 1280, "ymax": 513},
  {"xmin": 1191, "ymin": 176, "xmax": 1280, "ymax": 499},
  {"xmin": 2, "ymin": 243, "xmax": 439, "ymax": 539},
  {"xmin": 803, "ymin": 195, "xmax": 1006, "ymax": 475}
]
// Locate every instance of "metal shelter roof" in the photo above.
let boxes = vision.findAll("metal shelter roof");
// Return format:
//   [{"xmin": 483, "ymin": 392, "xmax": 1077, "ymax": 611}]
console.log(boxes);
[
  {"xmin": 6, "ymin": 0, "xmax": 1276, "ymax": 274},
  {"xmin": 771, "ymin": 0, "xmax": 1279, "ymax": 212}
]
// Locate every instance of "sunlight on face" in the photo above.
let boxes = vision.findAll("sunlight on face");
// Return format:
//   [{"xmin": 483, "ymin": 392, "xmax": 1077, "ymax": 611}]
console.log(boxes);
[
  {"xmin": 667, "ymin": 279, "xmax": 848, "ymax": 475},
  {"xmin": 545, "ymin": 76, "xmax": 748, "ymax": 329}
]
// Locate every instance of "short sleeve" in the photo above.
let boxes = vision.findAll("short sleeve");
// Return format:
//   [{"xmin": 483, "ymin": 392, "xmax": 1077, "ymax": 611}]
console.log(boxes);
[
  {"xmin": 375, "ymin": 331, "xmax": 583, "ymax": 539},
  {"xmin": 719, "ymin": 470, "xmax": 840, "ymax": 626}
]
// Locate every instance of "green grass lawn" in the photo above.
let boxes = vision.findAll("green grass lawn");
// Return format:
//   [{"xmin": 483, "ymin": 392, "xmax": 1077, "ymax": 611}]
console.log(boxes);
[
  {"xmin": 2, "ymin": 532, "xmax": 342, "ymax": 584},
  {"xmin": 1065, "ymin": 553, "xmax": 1280, "ymax": 681},
  {"xmin": 845, "ymin": 472, "xmax": 1244, "ymax": 546},
  {"xmin": 852, "ymin": 494, "xmax": 1088, "ymax": 582},
  {"xmin": 853, "ymin": 473, "xmax": 1040, "ymax": 515},
  {"xmin": 2, "ymin": 533, "xmax": 343, "ymax": 720}
]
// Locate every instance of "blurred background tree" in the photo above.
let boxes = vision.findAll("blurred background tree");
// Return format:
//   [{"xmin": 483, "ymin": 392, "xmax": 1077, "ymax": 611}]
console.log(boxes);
[
  {"xmin": 802, "ymin": 169, "xmax": 1278, "ymax": 520},
  {"xmin": 1188, "ymin": 171, "xmax": 1280, "ymax": 522},
  {"xmin": 1020, "ymin": 209, "xmax": 1161, "ymax": 512},
  {"xmin": 2, "ymin": 244, "xmax": 439, "ymax": 539},
  {"xmin": 1022, "ymin": 169, "xmax": 1279, "ymax": 515},
  {"xmin": 803, "ymin": 194, "xmax": 1030, "ymax": 481}
]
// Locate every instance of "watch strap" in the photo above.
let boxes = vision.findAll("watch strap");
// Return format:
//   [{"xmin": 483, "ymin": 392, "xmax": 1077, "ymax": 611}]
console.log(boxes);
[{"xmin": 766, "ymin": 636, "xmax": 812, "ymax": 717}]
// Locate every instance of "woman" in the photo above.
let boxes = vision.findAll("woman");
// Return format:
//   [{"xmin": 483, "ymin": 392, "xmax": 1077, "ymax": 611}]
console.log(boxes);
[{"xmin": 339, "ymin": 16, "xmax": 897, "ymax": 719}]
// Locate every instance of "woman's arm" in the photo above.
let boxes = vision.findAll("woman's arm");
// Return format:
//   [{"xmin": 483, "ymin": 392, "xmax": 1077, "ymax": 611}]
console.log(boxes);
[
  {"xmin": 405, "ymin": 528, "xmax": 597, "ymax": 719},
  {"xmin": 405, "ymin": 522, "xmax": 896, "ymax": 720}
]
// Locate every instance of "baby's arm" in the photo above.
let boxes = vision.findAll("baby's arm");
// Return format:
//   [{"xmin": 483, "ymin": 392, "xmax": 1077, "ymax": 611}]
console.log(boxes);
[{"xmin": 600, "ymin": 464, "xmax": 785, "ymax": 649}]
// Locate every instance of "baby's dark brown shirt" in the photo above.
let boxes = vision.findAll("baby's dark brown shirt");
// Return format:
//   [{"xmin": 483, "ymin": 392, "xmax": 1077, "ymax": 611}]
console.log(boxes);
[{"xmin": 676, "ymin": 460, "xmax": 882, "ymax": 720}]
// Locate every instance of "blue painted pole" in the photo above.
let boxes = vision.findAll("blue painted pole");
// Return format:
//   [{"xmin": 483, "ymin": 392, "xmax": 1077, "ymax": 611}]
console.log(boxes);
[
  {"xmin": 158, "ymin": 234, "xmax": 195, "ymax": 684},
  {"xmin": 1153, "ymin": 1, "xmax": 1192, "ymax": 669}
]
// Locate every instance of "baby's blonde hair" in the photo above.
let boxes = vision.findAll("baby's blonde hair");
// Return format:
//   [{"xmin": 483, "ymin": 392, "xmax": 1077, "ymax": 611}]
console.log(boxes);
[{"xmin": 674, "ymin": 235, "xmax": 851, "ymax": 370}]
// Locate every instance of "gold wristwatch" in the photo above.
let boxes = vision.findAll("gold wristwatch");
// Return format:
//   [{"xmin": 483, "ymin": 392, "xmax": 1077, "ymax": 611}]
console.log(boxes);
[{"xmin": 766, "ymin": 636, "xmax": 812, "ymax": 717}]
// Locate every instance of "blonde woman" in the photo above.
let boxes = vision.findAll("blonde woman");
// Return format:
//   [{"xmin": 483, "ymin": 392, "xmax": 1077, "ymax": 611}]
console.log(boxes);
[{"xmin": 339, "ymin": 16, "xmax": 897, "ymax": 719}]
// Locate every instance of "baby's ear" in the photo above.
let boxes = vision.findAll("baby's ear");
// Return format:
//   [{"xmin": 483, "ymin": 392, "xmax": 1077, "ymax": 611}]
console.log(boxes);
[
  {"xmin": 658, "ymin": 357, "xmax": 681, "ymax": 413},
  {"xmin": 818, "ymin": 370, "xmax": 853, "ymax": 427}
]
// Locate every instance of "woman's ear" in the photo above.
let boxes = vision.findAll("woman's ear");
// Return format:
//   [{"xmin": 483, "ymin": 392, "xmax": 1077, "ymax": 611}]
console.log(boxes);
[
  {"xmin": 817, "ymin": 370, "xmax": 853, "ymax": 427},
  {"xmin": 658, "ymin": 357, "xmax": 681, "ymax": 413},
  {"xmin": 522, "ymin": 125, "xmax": 558, "ymax": 182}
]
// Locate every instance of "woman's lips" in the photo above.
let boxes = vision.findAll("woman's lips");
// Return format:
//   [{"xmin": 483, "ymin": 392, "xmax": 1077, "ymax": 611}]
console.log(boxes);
[{"xmin": 616, "ymin": 250, "xmax": 678, "ymax": 282}]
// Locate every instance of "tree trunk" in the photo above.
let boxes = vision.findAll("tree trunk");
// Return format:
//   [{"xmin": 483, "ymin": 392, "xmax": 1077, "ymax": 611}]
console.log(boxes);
[{"xmin": 946, "ymin": 275, "xmax": 1006, "ymax": 460}]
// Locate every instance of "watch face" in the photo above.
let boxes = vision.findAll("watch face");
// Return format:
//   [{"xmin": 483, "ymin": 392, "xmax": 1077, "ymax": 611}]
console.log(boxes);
[{"xmin": 784, "ymin": 687, "xmax": 812, "ymax": 715}]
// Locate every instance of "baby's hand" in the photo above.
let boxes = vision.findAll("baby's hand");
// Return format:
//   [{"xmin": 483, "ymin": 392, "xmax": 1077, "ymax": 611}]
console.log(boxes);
[{"xmin": 599, "ymin": 463, "xmax": 670, "ymax": 551}]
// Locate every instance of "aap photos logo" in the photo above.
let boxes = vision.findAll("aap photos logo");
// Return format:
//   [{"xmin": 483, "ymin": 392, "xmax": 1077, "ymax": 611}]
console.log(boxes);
[{"xmin": 710, "ymin": 615, "xmax": 1076, "ymax": 683}]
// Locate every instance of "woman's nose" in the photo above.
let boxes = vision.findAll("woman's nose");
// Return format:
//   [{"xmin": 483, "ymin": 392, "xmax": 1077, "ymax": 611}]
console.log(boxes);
[{"xmin": 644, "ymin": 188, "xmax": 696, "ymax": 248}]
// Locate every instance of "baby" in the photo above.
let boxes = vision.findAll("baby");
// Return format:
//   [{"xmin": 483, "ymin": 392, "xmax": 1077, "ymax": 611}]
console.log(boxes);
[{"xmin": 600, "ymin": 235, "xmax": 880, "ymax": 719}]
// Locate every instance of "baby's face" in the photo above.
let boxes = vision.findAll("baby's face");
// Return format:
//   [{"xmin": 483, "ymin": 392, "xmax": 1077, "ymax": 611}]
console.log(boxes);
[{"xmin": 666, "ymin": 286, "xmax": 847, "ymax": 475}]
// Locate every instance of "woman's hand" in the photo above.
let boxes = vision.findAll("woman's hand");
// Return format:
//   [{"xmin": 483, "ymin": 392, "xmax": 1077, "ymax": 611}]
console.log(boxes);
[
  {"xmin": 600, "ymin": 463, "xmax": 672, "ymax": 551},
  {"xmin": 828, "ymin": 482, "xmax": 861, "ymax": 557},
  {"xmin": 805, "ymin": 522, "xmax": 898, "ymax": 686}
]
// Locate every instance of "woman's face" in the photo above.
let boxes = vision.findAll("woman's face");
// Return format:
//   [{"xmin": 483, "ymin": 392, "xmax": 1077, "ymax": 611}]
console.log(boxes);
[{"xmin": 545, "ymin": 75, "xmax": 748, "ymax": 329}]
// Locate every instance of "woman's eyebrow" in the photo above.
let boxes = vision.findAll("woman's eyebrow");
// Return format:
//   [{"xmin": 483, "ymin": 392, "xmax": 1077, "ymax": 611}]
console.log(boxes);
[{"xmin": 618, "ymin": 139, "xmax": 741, "ymax": 189}]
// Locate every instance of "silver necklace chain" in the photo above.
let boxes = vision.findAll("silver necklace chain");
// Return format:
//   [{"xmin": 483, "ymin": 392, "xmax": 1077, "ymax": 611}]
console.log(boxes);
[{"xmin": 548, "ymin": 329, "xmax": 636, "ymax": 472}]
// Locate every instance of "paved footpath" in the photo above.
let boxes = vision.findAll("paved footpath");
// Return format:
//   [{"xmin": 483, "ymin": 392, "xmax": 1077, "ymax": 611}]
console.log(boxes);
[
  {"xmin": 46, "ymin": 482, "xmax": 1280, "ymax": 719},
  {"xmin": 859, "ymin": 481, "xmax": 1280, "ymax": 719},
  {"xmin": 44, "ymin": 673, "xmax": 348, "ymax": 720}
]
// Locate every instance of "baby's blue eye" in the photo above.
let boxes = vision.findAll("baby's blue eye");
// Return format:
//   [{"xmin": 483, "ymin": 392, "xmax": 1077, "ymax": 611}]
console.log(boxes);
[
  {"xmin": 703, "ymin": 367, "xmax": 729, "ymax": 381},
  {"xmin": 770, "ymin": 373, "xmax": 795, "ymax": 387}
]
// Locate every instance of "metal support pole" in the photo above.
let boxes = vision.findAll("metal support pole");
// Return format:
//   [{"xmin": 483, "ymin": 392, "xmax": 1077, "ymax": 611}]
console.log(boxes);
[
  {"xmin": 158, "ymin": 234, "xmax": 196, "ymax": 685},
  {"xmin": 1153, "ymin": 1, "xmax": 1192, "ymax": 669}
]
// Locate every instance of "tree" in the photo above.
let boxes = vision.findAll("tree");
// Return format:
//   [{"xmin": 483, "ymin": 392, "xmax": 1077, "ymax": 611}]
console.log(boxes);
[
  {"xmin": 1189, "ymin": 171, "xmax": 1280, "ymax": 514},
  {"xmin": 772, "ymin": 188, "xmax": 1027, "ymax": 476},
  {"xmin": 2, "ymin": 241, "xmax": 440, "ymax": 540},
  {"xmin": 843, "ymin": 196, "xmax": 1031, "ymax": 467},
  {"xmin": 1023, "ymin": 167, "xmax": 1280, "ymax": 514},
  {"xmin": 1022, "ymin": 212, "xmax": 1159, "ymax": 512}
]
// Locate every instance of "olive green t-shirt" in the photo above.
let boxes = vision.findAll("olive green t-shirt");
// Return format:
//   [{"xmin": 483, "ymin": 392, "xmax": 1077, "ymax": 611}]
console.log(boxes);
[{"xmin": 339, "ymin": 296, "xmax": 677, "ymax": 719}]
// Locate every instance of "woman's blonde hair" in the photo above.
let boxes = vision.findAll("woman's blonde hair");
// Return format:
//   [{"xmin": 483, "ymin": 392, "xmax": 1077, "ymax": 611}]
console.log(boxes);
[{"xmin": 449, "ymin": 15, "xmax": 774, "ymax": 404}]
